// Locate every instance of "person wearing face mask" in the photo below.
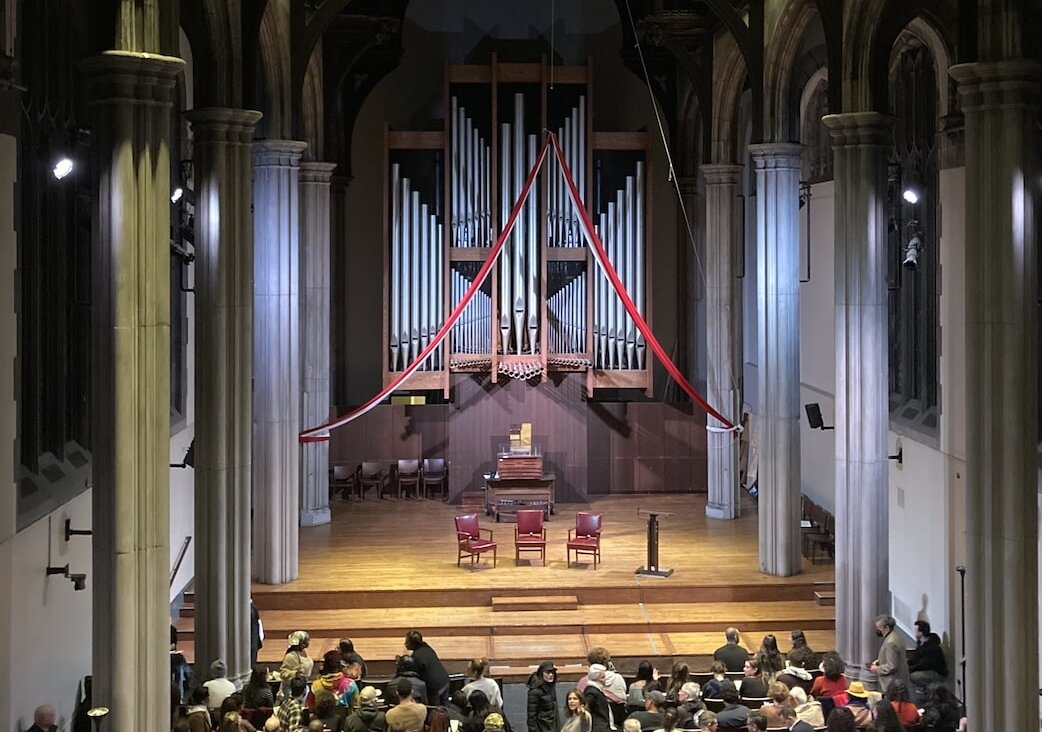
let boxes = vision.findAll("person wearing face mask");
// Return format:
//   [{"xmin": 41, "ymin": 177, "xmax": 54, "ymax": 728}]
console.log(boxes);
[{"xmin": 867, "ymin": 615, "xmax": 910, "ymax": 692}]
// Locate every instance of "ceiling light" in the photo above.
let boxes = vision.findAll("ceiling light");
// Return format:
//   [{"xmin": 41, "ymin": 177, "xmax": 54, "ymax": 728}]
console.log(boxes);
[
  {"xmin": 171, "ymin": 187, "xmax": 183, "ymax": 203},
  {"xmin": 902, "ymin": 187, "xmax": 920, "ymax": 205},
  {"xmin": 52, "ymin": 157, "xmax": 74, "ymax": 180}
]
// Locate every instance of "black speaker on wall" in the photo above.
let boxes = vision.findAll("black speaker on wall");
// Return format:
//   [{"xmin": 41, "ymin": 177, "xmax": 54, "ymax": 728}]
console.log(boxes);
[{"xmin": 804, "ymin": 403, "xmax": 833, "ymax": 430}]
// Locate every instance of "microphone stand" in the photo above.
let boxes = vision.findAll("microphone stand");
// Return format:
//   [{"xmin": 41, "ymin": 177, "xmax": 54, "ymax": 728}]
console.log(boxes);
[{"xmin": 956, "ymin": 564, "xmax": 966, "ymax": 704}]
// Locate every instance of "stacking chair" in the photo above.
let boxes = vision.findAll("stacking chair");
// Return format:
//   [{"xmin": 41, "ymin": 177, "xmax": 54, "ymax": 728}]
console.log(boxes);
[
  {"xmin": 330, "ymin": 463, "xmax": 356, "ymax": 501},
  {"xmin": 421, "ymin": 458, "xmax": 449, "ymax": 500},
  {"xmin": 566, "ymin": 511, "xmax": 603, "ymax": 568},
  {"xmin": 514, "ymin": 509, "xmax": 547, "ymax": 564},
  {"xmin": 396, "ymin": 459, "xmax": 421, "ymax": 499},
  {"xmin": 359, "ymin": 461, "xmax": 388, "ymax": 499},
  {"xmin": 455, "ymin": 513, "xmax": 497, "ymax": 568}
]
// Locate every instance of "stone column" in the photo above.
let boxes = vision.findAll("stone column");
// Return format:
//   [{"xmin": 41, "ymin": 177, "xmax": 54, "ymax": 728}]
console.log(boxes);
[
  {"xmin": 949, "ymin": 60, "xmax": 1041, "ymax": 732},
  {"xmin": 701, "ymin": 164, "xmax": 744, "ymax": 520},
  {"xmin": 331, "ymin": 174, "xmax": 351, "ymax": 404},
  {"xmin": 84, "ymin": 51, "xmax": 183, "ymax": 731},
  {"xmin": 822, "ymin": 112, "xmax": 893, "ymax": 683},
  {"xmin": 299, "ymin": 162, "xmax": 337, "ymax": 527},
  {"xmin": 252, "ymin": 140, "xmax": 307, "ymax": 583},
  {"xmin": 188, "ymin": 107, "xmax": 262, "ymax": 686},
  {"xmin": 677, "ymin": 177, "xmax": 705, "ymax": 388},
  {"xmin": 747, "ymin": 143, "xmax": 802, "ymax": 576}
]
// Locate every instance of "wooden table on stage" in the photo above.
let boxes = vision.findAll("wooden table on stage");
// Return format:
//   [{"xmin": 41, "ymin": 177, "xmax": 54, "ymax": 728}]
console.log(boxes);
[{"xmin": 484, "ymin": 474, "xmax": 556, "ymax": 521}]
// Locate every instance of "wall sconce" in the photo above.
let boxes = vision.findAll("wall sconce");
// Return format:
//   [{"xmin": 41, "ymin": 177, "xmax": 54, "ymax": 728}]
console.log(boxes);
[
  {"xmin": 902, "ymin": 219, "xmax": 924, "ymax": 270},
  {"xmin": 804, "ymin": 403, "xmax": 833, "ymax": 431},
  {"xmin": 45, "ymin": 564, "xmax": 87, "ymax": 591},
  {"xmin": 64, "ymin": 518, "xmax": 93, "ymax": 542},
  {"xmin": 888, "ymin": 437, "xmax": 904, "ymax": 466}
]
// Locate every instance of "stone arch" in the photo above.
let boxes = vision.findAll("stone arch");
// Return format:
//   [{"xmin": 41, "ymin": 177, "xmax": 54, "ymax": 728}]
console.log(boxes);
[
  {"xmin": 676, "ymin": 84, "xmax": 704, "ymax": 178},
  {"xmin": 257, "ymin": 0, "xmax": 292, "ymax": 139},
  {"xmin": 197, "ymin": 0, "xmax": 242, "ymax": 108},
  {"xmin": 762, "ymin": 0, "xmax": 820, "ymax": 142},
  {"xmin": 885, "ymin": 16, "xmax": 955, "ymax": 122},
  {"xmin": 839, "ymin": 0, "xmax": 889, "ymax": 112},
  {"xmin": 301, "ymin": 43, "xmax": 325, "ymax": 162},
  {"xmin": 710, "ymin": 30, "xmax": 748, "ymax": 164},
  {"xmin": 798, "ymin": 67, "xmax": 832, "ymax": 182}
]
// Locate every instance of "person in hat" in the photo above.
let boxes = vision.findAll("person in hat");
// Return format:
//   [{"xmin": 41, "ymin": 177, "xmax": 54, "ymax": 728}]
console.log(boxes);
[
  {"xmin": 625, "ymin": 689, "xmax": 665, "ymax": 731},
  {"xmin": 837, "ymin": 681, "xmax": 873, "ymax": 728},
  {"xmin": 482, "ymin": 713, "xmax": 506, "ymax": 732},
  {"xmin": 386, "ymin": 678, "xmax": 426, "ymax": 732},
  {"xmin": 312, "ymin": 650, "xmax": 359, "ymax": 709},
  {"xmin": 345, "ymin": 686, "xmax": 387, "ymax": 732},
  {"xmin": 281, "ymin": 631, "xmax": 315, "ymax": 700},
  {"xmin": 526, "ymin": 661, "xmax": 560, "ymax": 732},
  {"xmin": 562, "ymin": 689, "xmax": 592, "ymax": 732},
  {"xmin": 205, "ymin": 659, "xmax": 237, "ymax": 710}
]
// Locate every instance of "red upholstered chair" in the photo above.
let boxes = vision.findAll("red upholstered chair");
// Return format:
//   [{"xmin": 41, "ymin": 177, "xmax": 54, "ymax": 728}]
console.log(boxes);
[
  {"xmin": 567, "ymin": 511, "xmax": 603, "ymax": 569},
  {"xmin": 514, "ymin": 509, "xmax": 547, "ymax": 564},
  {"xmin": 455, "ymin": 513, "xmax": 497, "ymax": 568}
]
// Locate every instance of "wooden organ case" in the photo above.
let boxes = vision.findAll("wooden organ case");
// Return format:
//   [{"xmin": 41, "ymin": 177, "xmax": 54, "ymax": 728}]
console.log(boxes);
[{"xmin": 383, "ymin": 58, "xmax": 652, "ymax": 396}]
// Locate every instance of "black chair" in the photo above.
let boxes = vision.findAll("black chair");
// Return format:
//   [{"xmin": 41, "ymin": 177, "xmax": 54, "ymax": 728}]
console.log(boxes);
[{"xmin": 422, "ymin": 458, "xmax": 449, "ymax": 500}]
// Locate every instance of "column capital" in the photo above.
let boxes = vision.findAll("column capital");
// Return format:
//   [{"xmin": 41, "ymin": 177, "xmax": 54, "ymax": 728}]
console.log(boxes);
[
  {"xmin": 254, "ymin": 139, "xmax": 308, "ymax": 167},
  {"xmin": 822, "ymin": 112, "xmax": 895, "ymax": 147},
  {"xmin": 950, "ymin": 60, "xmax": 1042, "ymax": 111},
  {"xmin": 81, "ymin": 50, "xmax": 184, "ymax": 104},
  {"xmin": 300, "ymin": 161, "xmax": 339, "ymax": 184},
  {"xmin": 676, "ymin": 176, "xmax": 699, "ymax": 195},
  {"xmin": 700, "ymin": 164, "xmax": 743, "ymax": 186},
  {"xmin": 187, "ymin": 108, "xmax": 263, "ymax": 144},
  {"xmin": 747, "ymin": 142, "xmax": 801, "ymax": 169}
]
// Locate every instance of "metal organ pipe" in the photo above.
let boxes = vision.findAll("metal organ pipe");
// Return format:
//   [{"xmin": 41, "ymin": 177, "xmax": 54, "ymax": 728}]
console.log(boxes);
[
  {"xmin": 499, "ymin": 122, "xmax": 512, "ymax": 353},
  {"xmin": 527, "ymin": 134, "xmax": 538, "ymax": 354},
  {"xmin": 390, "ymin": 164, "xmax": 402, "ymax": 371},
  {"xmin": 512, "ymin": 93, "xmax": 525, "ymax": 355}
]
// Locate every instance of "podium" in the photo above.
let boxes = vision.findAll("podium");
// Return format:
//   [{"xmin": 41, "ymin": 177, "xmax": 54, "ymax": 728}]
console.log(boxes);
[{"xmin": 635, "ymin": 508, "xmax": 674, "ymax": 577}]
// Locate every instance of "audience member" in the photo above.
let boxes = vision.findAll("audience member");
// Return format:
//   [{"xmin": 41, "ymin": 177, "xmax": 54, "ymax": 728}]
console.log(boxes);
[
  {"xmin": 622, "ymin": 720, "xmax": 641, "ymax": 732},
  {"xmin": 872, "ymin": 701, "xmax": 905, "ymax": 732},
  {"xmin": 810, "ymin": 653, "xmax": 848, "ymax": 699},
  {"xmin": 627, "ymin": 661, "xmax": 657, "ymax": 711},
  {"xmin": 526, "ymin": 661, "xmax": 560, "ymax": 732},
  {"xmin": 307, "ymin": 721, "xmax": 327, "ymax": 732},
  {"xmin": 714, "ymin": 682, "xmax": 747, "ymax": 729},
  {"xmin": 251, "ymin": 598, "xmax": 264, "ymax": 668},
  {"xmin": 713, "ymin": 628, "xmax": 749, "ymax": 673},
  {"xmin": 312, "ymin": 651, "xmax": 358, "ymax": 709},
  {"xmin": 578, "ymin": 648, "xmax": 628, "ymax": 704},
  {"xmin": 652, "ymin": 708, "xmax": 679, "ymax": 732},
  {"xmin": 339, "ymin": 639, "xmax": 368, "ymax": 680},
  {"xmin": 27, "ymin": 705, "xmax": 57, "ymax": 732},
  {"xmin": 738, "ymin": 659, "xmax": 767, "ymax": 699},
  {"xmin": 701, "ymin": 662, "xmax": 728, "ymax": 700},
  {"xmin": 665, "ymin": 662, "xmax": 690, "ymax": 700},
  {"xmin": 625, "ymin": 689, "xmax": 665, "ymax": 731},
  {"xmin": 404, "ymin": 630, "xmax": 450, "ymax": 706},
  {"xmin": 244, "ymin": 667, "xmax": 276, "ymax": 710},
  {"xmin": 389, "ymin": 655, "xmax": 428, "ymax": 705},
  {"xmin": 675, "ymin": 681, "xmax": 704, "ymax": 727},
  {"xmin": 786, "ymin": 630, "xmax": 815, "ymax": 670},
  {"xmin": 758, "ymin": 682, "xmax": 790, "ymax": 728},
  {"xmin": 920, "ymin": 686, "xmax": 961, "ymax": 732},
  {"xmin": 754, "ymin": 635, "xmax": 786, "ymax": 682},
  {"xmin": 562, "ymin": 689, "xmax": 593, "ymax": 732},
  {"xmin": 344, "ymin": 687, "xmax": 386, "ymax": 732},
  {"xmin": 583, "ymin": 665, "xmax": 613, "ymax": 732},
  {"xmin": 824, "ymin": 708, "xmax": 857, "ymax": 732},
  {"xmin": 278, "ymin": 676, "xmax": 309, "ymax": 732},
  {"xmin": 779, "ymin": 706, "xmax": 813, "ymax": 732},
  {"xmin": 745, "ymin": 712, "xmax": 769, "ymax": 732},
  {"xmin": 206, "ymin": 660, "xmax": 238, "ymax": 710},
  {"xmin": 840, "ymin": 682, "xmax": 873, "ymax": 728},
  {"xmin": 314, "ymin": 690, "xmax": 344, "ymax": 732},
  {"xmin": 385, "ymin": 678, "xmax": 426, "ymax": 732},
  {"xmin": 908, "ymin": 624, "xmax": 948, "ymax": 690},
  {"xmin": 427, "ymin": 707, "xmax": 451, "ymax": 732},
  {"xmin": 264, "ymin": 719, "xmax": 282, "ymax": 732},
  {"xmin": 465, "ymin": 690, "xmax": 509, "ymax": 732},
  {"xmin": 281, "ymin": 632, "xmax": 315, "ymax": 700},
  {"xmin": 482, "ymin": 713, "xmax": 506, "ymax": 732},
  {"xmin": 787, "ymin": 687, "xmax": 823, "ymax": 728},
  {"xmin": 884, "ymin": 681, "xmax": 919, "ymax": 727},
  {"xmin": 221, "ymin": 696, "xmax": 256, "ymax": 732},
  {"xmin": 462, "ymin": 657, "xmax": 503, "ymax": 709},
  {"xmin": 187, "ymin": 687, "xmax": 212, "ymax": 732},
  {"xmin": 446, "ymin": 690, "xmax": 470, "ymax": 724},
  {"xmin": 697, "ymin": 710, "xmax": 718, "ymax": 731},
  {"xmin": 868, "ymin": 615, "xmax": 910, "ymax": 692}
]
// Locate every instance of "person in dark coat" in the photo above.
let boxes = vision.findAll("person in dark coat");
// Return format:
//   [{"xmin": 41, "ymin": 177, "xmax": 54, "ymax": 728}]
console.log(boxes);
[
  {"xmin": 526, "ymin": 661, "xmax": 560, "ymax": 732},
  {"xmin": 389, "ymin": 654, "xmax": 428, "ymax": 704},
  {"xmin": 713, "ymin": 628, "xmax": 749, "ymax": 673},
  {"xmin": 404, "ymin": 630, "xmax": 450, "ymax": 706},
  {"xmin": 583, "ymin": 676, "xmax": 612, "ymax": 732},
  {"xmin": 250, "ymin": 598, "xmax": 264, "ymax": 668},
  {"xmin": 345, "ymin": 686, "xmax": 387, "ymax": 732}
]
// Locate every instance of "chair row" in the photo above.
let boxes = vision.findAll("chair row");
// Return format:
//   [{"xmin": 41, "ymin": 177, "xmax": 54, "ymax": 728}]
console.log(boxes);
[
  {"xmin": 455, "ymin": 511, "xmax": 603, "ymax": 568},
  {"xmin": 329, "ymin": 459, "xmax": 449, "ymax": 501},
  {"xmin": 801, "ymin": 495, "xmax": 834, "ymax": 564}
]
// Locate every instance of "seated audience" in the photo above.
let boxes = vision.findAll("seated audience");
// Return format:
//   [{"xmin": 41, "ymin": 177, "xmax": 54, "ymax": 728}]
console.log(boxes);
[
  {"xmin": 884, "ymin": 681, "xmax": 919, "ymax": 727},
  {"xmin": 187, "ymin": 687, "xmax": 212, "ymax": 732},
  {"xmin": 344, "ymin": 687, "xmax": 386, "ymax": 732},
  {"xmin": 745, "ymin": 712, "xmax": 768, "ymax": 732},
  {"xmin": 872, "ymin": 701, "xmax": 905, "ymax": 732},
  {"xmin": 339, "ymin": 639, "xmax": 368, "ymax": 680},
  {"xmin": 920, "ymin": 686, "xmax": 961, "ymax": 732},
  {"xmin": 839, "ymin": 682, "xmax": 873, "ymax": 728},
  {"xmin": 427, "ymin": 707, "xmax": 451, "ymax": 732},
  {"xmin": 651, "ymin": 707, "xmax": 679, "ymax": 732},
  {"xmin": 482, "ymin": 713, "xmax": 506, "ymax": 732},
  {"xmin": 244, "ymin": 668, "xmax": 276, "ymax": 710},
  {"xmin": 779, "ymin": 706, "xmax": 815, "ymax": 732},
  {"xmin": 788, "ymin": 687, "xmax": 824, "ymax": 728},
  {"xmin": 206, "ymin": 660, "xmax": 238, "ymax": 710},
  {"xmin": 697, "ymin": 711, "xmax": 717, "ymax": 731},
  {"xmin": 700, "ymin": 662, "xmax": 728, "ymax": 700},
  {"xmin": 787, "ymin": 630, "xmax": 815, "ymax": 670},
  {"xmin": 810, "ymin": 653, "xmax": 849, "ymax": 700},
  {"xmin": 665, "ymin": 662, "xmax": 690, "ymax": 700},
  {"xmin": 314, "ymin": 691, "xmax": 344, "ymax": 732},
  {"xmin": 738, "ymin": 659, "xmax": 767, "ymax": 700},
  {"xmin": 385, "ymin": 678, "xmax": 426, "ymax": 732},
  {"xmin": 464, "ymin": 690, "xmax": 511, "ymax": 732},
  {"xmin": 625, "ymin": 689, "xmax": 665, "ymax": 731},
  {"xmin": 265, "ymin": 719, "xmax": 282, "ymax": 732},
  {"xmin": 825, "ymin": 708, "xmax": 857, "ymax": 732},
  {"xmin": 562, "ymin": 689, "xmax": 593, "ymax": 732},
  {"xmin": 461, "ymin": 657, "xmax": 503, "ymax": 710},
  {"xmin": 446, "ymin": 691, "xmax": 470, "ymax": 724},
  {"xmin": 278, "ymin": 676, "xmax": 309, "ymax": 732},
  {"xmin": 221, "ymin": 696, "xmax": 256, "ymax": 732},
  {"xmin": 312, "ymin": 651, "xmax": 359, "ymax": 709},
  {"xmin": 713, "ymin": 628, "xmax": 749, "ymax": 673},
  {"xmin": 908, "ymin": 625, "xmax": 948, "ymax": 691},
  {"xmin": 622, "ymin": 720, "xmax": 641, "ymax": 732},
  {"xmin": 754, "ymin": 635, "xmax": 786, "ymax": 683},
  {"xmin": 675, "ymin": 681, "xmax": 704, "ymax": 728},
  {"xmin": 714, "ymin": 682, "xmax": 747, "ymax": 729},
  {"xmin": 389, "ymin": 655, "xmax": 428, "ymax": 705},
  {"xmin": 627, "ymin": 661, "xmax": 657, "ymax": 712},
  {"xmin": 758, "ymin": 682, "xmax": 790, "ymax": 728}
]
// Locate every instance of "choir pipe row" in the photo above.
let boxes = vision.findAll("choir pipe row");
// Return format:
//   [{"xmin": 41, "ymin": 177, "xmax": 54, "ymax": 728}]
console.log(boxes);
[
  {"xmin": 450, "ymin": 270, "xmax": 492, "ymax": 354},
  {"xmin": 450, "ymin": 98, "xmax": 492, "ymax": 247},
  {"xmin": 593, "ymin": 161, "xmax": 646, "ymax": 370},
  {"xmin": 548, "ymin": 273, "xmax": 586, "ymax": 354},
  {"xmin": 498, "ymin": 92, "xmax": 540, "ymax": 357},
  {"xmin": 389, "ymin": 163, "xmax": 444, "ymax": 372},
  {"xmin": 547, "ymin": 98, "xmax": 586, "ymax": 247}
]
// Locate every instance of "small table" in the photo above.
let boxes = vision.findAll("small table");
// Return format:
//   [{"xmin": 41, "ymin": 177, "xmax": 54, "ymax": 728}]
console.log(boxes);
[{"xmin": 484, "ymin": 474, "xmax": 556, "ymax": 521}]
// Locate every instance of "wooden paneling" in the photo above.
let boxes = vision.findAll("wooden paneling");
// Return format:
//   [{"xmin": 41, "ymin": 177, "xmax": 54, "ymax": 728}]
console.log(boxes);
[{"xmin": 330, "ymin": 376, "xmax": 709, "ymax": 497}]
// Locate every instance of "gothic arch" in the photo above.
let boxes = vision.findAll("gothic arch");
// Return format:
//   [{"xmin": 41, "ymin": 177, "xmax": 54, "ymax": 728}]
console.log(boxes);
[
  {"xmin": 840, "ymin": 0, "xmax": 888, "ymax": 112},
  {"xmin": 710, "ymin": 30, "xmax": 747, "ymax": 164},
  {"xmin": 257, "ymin": 0, "xmax": 292, "ymax": 139},
  {"xmin": 301, "ymin": 44, "xmax": 325, "ymax": 161},
  {"xmin": 762, "ymin": 0, "xmax": 820, "ymax": 142}
]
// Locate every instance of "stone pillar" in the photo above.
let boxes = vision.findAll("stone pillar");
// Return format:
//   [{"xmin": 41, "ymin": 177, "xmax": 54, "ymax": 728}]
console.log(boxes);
[
  {"xmin": 677, "ymin": 177, "xmax": 706, "ymax": 388},
  {"xmin": 299, "ymin": 162, "xmax": 337, "ymax": 527},
  {"xmin": 701, "ymin": 164, "xmax": 744, "ymax": 520},
  {"xmin": 330, "ymin": 174, "xmax": 351, "ymax": 404},
  {"xmin": 188, "ymin": 107, "xmax": 262, "ymax": 686},
  {"xmin": 84, "ymin": 51, "xmax": 183, "ymax": 731},
  {"xmin": 950, "ymin": 60, "xmax": 1041, "ymax": 731},
  {"xmin": 822, "ymin": 112, "xmax": 893, "ymax": 683},
  {"xmin": 747, "ymin": 143, "xmax": 802, "ymax": 576},
  {"xmin": 252, "ymin": 140, "xmax": 307, "ymax": 583}
]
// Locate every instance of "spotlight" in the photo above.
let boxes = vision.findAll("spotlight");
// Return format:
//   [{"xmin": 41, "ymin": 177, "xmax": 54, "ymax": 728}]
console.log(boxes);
[
  {"xmin": 902, "ymin": 168, "xmax": 923, "ymax": 205},
  {"xmin": 171, "ymin": 187, "xmax": 184, "ymax": 203},
  {"xmin": 902, "ymin": 186, "xmax": 920, "ymax": 204},
  {"xmin": 903, "ymin": 220, "xmax": 924, "ymax": 270},
  {"xmin": 52, "ymin": 157, "xmax": 74, "ymax": 180},
  {"xmin": 69, "ymin": 573, "xmax": 88, "ymax": 591}
]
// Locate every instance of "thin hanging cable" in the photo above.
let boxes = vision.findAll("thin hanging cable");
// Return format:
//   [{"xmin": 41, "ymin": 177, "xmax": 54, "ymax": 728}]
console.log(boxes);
[
  {"xmin": 622, "ymin": 0, "xmax": 742, "ymax": 432},
  {"xmin": 549, "ymin": 0, "xmax": 556, "ymax": 89}
]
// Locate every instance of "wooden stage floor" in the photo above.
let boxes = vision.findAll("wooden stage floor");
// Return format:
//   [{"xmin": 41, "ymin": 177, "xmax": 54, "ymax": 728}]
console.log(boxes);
[{"xmin": 180, "ymin": 493, "xmax": 836, "ymax": 676}]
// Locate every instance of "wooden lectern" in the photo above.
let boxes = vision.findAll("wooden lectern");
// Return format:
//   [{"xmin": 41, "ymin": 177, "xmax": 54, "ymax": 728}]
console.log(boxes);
[{"xmin": 635, "ymin": 508, "xmax": 673, "ymax": 577}]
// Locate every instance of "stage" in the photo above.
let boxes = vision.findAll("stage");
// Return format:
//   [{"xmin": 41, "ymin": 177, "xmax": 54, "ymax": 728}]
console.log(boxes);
[{"xmin": 177, "ymin": 493, "xmax": 835, "ymax": 677}]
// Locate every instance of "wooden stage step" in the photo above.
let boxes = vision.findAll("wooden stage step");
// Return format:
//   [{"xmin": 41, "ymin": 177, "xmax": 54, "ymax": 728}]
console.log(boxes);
[
  {"xmin": 815, "ymin": 591, "xmax": 835, "ymax": 606},
  {"xmin": 492, "ymin": 595, "xmax": 578, "ymax": 611}
]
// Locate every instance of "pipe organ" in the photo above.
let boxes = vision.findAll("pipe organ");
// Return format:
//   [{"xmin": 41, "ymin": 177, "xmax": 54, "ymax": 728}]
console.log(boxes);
[{"xmin": 384, "ymin": 59, "xmax": 652, "ymax": 395}]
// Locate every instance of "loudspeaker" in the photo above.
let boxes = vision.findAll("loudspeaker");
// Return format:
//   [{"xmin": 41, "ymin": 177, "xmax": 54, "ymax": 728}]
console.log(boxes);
[
  {"xmin": 184, "ymin": 440, "xmax": 195, "ymax": 468},
  {"xmin": 805, "ymin": 403, "xmax": 824, "ymax": 430}
]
